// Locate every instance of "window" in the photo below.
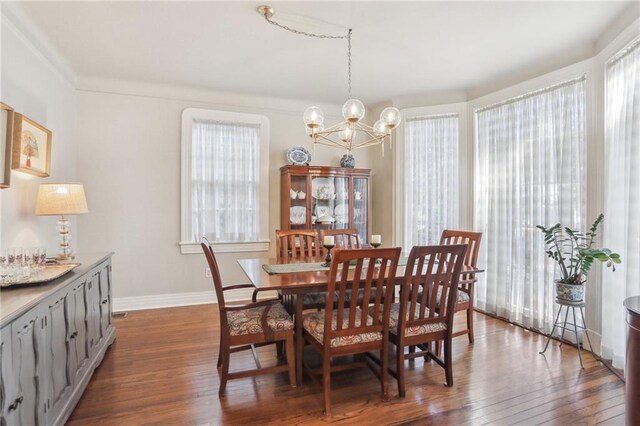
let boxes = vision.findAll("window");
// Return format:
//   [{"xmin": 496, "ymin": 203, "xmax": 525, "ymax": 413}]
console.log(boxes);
[
  {"xmin": 403, "ymin": 114, "xmax": 459, "ymax": 247},
  {"xmin": 474, "ymin": 77, "xmax": 586, "ymax": 331},
  {"xmin": 601, "ymin": 39, "xmax": 640, "ymax": 369},
  {"xmin": 180, "ymin": 108, "xmax": 269, "ymax": 253}
]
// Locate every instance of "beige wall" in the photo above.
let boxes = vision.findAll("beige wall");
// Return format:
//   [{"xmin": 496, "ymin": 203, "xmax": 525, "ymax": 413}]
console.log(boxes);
[
  {"xmin": 73, "ymin": 80, "xmax": 378, "ymax": 303},
  {"xmin": 0, "ymin": 13, "xmax": 78, "ymax": 255}
]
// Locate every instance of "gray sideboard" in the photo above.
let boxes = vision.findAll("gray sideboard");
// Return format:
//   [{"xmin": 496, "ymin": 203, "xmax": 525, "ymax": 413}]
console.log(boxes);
[{"xmin": 0, "ymin": 253, "xmax": 115, "ymax": 426}]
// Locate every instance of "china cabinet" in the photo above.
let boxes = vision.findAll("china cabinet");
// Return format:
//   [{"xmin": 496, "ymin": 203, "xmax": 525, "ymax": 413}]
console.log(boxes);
[{"xmin": 280, "ymin": 165, "xmax": 371, "ymax": 244}]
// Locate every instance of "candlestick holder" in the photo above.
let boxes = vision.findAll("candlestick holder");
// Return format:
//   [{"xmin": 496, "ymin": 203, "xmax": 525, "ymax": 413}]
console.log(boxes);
[{"xmin": 322, "ymin": 244, "xmax": 335, "ymax": 267}]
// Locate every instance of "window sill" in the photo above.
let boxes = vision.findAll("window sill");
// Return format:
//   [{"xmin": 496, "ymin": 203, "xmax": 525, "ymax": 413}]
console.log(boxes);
[{"xmin": 179, "ymin": 240, "xmax": 270, "ymax": 254}]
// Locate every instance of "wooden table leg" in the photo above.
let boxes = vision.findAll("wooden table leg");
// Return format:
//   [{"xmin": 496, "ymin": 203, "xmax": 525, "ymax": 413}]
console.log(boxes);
[{"xmin": 294, "ymin": 293, "xmax": 304, "ymax": 386}]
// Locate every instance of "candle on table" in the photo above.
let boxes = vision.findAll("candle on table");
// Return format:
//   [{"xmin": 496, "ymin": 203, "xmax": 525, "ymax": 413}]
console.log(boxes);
[
  {"xmin": 323, "ymin": 236, "xmax": 335, "ymax": 246},
  {"xmin": 371, "ymin": 235, "xmax": 382, "ymax": 245}
]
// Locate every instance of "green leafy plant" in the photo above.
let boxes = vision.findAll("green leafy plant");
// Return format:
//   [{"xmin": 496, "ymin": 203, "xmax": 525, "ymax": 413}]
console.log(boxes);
[{"xmin": 536, "ymin": 214, "xmax": 621, "ymax": 285}]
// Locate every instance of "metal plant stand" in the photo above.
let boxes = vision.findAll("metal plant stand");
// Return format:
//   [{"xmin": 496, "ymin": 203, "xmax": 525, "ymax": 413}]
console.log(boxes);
[{"xmin": 539, "ymin": 299, "xmax": 595, "ymax": 369}]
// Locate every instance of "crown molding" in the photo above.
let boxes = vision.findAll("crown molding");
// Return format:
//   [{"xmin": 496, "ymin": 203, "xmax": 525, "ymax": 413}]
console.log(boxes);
[{"xmin": 1, "ymin": 2, "xmax": 77, "ymax": 88}]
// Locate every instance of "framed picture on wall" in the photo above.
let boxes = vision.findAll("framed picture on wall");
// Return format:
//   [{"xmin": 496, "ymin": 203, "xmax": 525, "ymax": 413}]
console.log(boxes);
[
  {"xmin": 0, "ymin": 102, "xmax": 14, "ymax": 188},
  {"xmin": 12, "ymin": 113, "xmax": 52, "ymax": 177}
]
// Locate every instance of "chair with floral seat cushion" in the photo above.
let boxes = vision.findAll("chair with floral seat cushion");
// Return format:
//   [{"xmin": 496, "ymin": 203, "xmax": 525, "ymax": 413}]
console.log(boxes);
[
  {"xmin": 201, "ymin": 238, "xmax": 296, "ymax": 396},
  {"xmin": 438, "ymin": 230, "xmax": 482, "ymax": 348},
  {"xmin": 319, "ymin": 228, "xmax": 388, "ymax": 307},
  {"xmin": 373, "ymin": 244, "xmax": 467, "ymax": 397},
  {"xmin": 319, "ymin": 228, "xmax": 361, "ymax": 250},
  {"xmin": 302, "ymin": 247, "xmax": 401, "ymax": 416},
  {"xmin": 276, "ymin": 229, "xmax": 322, "ymax": 259}
]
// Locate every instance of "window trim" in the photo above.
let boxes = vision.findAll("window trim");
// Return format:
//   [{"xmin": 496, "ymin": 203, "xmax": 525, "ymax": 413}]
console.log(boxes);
[
  {"xmin": 180, "ymin": 108, "xmax": 270, "ymax": 254},
  {"xmin": 393, "ymin": 103, "xmax": 467, "ymax": 249}
]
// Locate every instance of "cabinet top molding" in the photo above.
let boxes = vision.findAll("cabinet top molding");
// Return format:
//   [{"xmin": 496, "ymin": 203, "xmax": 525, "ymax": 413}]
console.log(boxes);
[
  {"xmin": 0, "ymin": 252, "xmax": 114, "ymax": 328},
  {"xmin": 280, "ymin": 165, "xmax": 371, "ymax": 176}
]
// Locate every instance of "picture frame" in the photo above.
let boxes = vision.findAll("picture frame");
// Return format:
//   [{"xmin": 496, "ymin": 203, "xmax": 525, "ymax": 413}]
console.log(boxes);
[
  {"xmin": 0, "ymin": 102, "xmax": 14, "ymax": 188},
  {"xmin": 11, "ymin": 113, "xmax": 52, "ymax": 177}
]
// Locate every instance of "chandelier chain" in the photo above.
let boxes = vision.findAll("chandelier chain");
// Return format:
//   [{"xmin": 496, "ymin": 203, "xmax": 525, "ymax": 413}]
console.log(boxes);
[{"xmin": 262, "ymin": 13, "xmax": 353, "ymax": 99}]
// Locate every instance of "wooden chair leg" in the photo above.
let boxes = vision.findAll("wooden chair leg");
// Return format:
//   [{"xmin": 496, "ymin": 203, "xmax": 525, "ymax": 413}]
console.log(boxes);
[
  {"xmin": 435, "ymin": 340, "xmax": 441, "ymax": 358},
  {"xmin": 217, "ymin": 343, "xmax": 222, "ymax": 369},
  {"xmin": 444, "ymin": 338, "xmax": 453, "ymax": 387},
  {"xmin": 467, "ymin": 307, "xmax": 474, "ymax": 344},
  {"xmin": 285, "ymin": 334, "xmax": 296, "ymax": 387},
  {"xmin": 323, "ymin": 355, "xmax": 332, "ymax": 416},
  {"xmin": 397, "ymin": 344, "xmax": 406, "ymax": 398},
  {"xmin": 219, "ymin": 344, "xmax": 230, "ymax": 396},
  {"xmin": 276, "ymin": 341, "xmax": 284, "ymax": 359},
  {"xmin": 381, "ymin": 346, "xmax": 389, "ymax": 400},
  {"xmin": 408, "ymin": 345, "xmax": 415, "ymax": 364}
]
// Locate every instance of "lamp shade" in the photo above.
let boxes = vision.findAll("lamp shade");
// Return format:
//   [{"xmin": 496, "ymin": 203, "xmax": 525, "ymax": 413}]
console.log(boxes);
[{"xmin": 35, "ymin": 183, "xmax": 88, "ymax": 216}]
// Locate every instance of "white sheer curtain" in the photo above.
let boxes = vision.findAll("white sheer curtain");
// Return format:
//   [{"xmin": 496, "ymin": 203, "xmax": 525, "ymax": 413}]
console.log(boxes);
[
  {"xmin": 602, "ymin": 40, "xmax": 640, "ymax": 370},
  {"xmin": 404, "ymin": 115, "xmax": 459, "ymax": 247},
  {"xmin": 191, "ymin": 119, "xmax": 261, "ymax": 242},
  {"xmin": 474, "ymin": 78, "xmax": 586, "ymax": 331}
]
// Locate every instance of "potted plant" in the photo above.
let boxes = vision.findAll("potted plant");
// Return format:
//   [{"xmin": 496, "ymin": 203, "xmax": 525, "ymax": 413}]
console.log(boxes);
[{"xmin": 537, "ymin": 214, "xmax": 621, "ymax": 304}]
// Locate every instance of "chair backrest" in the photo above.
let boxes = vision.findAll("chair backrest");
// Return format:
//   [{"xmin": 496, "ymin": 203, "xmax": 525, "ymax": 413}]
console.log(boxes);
[
  {"xmin": 398, "ymin": 244, "xmax": 468, "ymax": 335},
  {"xmin": 324, "ymin": 247, "xmax": 401, "ymax": 348},
  {"xmin": 201, "ymin": 238, "xmax": 227, "ymax": 313},
  {"xmin": 440, "ymin": 230, "xmax": 482, "ymax": 268},
  {"xmin": 275, "ymin": 229, "xmax": 321, "ymax": 259},
  {"xmin": 320, "ymin": 228, "xmax": 361, "ymax": 250}
]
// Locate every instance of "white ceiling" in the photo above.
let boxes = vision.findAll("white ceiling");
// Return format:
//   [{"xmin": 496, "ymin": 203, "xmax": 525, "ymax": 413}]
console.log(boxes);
[{"xmin": 13, "ymin": 1, "xmax": 638, "ymax": 105}]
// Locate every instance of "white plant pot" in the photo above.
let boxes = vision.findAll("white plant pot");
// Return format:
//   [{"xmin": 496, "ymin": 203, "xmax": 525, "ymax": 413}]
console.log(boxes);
[{"xmin": 555, "ymin": 280, "xmax": 585, "ymax": 304}]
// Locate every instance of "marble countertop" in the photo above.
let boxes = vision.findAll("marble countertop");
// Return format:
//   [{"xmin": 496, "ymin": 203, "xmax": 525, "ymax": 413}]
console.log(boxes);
[{"xmin": 0, "ymin": 252, "xmax": 113, "ymax": 328}]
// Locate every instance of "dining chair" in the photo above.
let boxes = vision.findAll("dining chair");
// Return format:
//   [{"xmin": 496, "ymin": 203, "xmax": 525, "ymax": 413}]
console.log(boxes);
[
  {"xmin": 272, "ymin": 229, "xmax": 326, "ymax": 310},
  {"xmin": 201, "ymin": 238, "xmax": 296, "ymax": 396},
  {"xmin": 439, "ymin": 230, "xmax": 482, "ymax": 346},
  {"xmin": 319, "ymin": 228, "xmax": 361, "ymax": 250},
  {"xmin": 302, "ymin": 247, "xmax": 401, "ymax": 415},
  {"xmin": 276, "ymin": 229, "xmax": 322, "ymax": 258},
  {"xmin": 319, "ymin": 227, "xmax": 387, "ymax": 308},
  {"xmin": 381, "ymin": 244, "xmax": 467, "ymax": 397}
]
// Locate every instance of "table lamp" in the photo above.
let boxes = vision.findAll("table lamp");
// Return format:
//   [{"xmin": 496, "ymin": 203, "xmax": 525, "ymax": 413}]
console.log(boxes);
[{"xmin": 35, "ymin": 183, "xmax": 88, "ymax": 261}]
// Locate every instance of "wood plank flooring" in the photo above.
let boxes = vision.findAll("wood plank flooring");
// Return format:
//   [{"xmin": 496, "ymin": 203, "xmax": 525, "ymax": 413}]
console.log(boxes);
[{"xmin": 68, "ymin": 305, "xmax": 625, "ymax": 425}]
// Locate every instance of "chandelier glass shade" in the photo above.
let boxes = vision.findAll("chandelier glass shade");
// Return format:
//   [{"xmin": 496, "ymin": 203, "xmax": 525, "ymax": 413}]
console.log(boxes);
[{"xmin": 258, "ymin": 5, "xmax": 401, "ymax": 152}]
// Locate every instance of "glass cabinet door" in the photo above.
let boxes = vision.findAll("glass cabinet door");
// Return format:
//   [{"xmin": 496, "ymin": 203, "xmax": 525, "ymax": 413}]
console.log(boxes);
[
  {"xmin": 310, "ymin": 176, "xmax": 350, "ymax": 232},
  {"xmin": 289, "ymin": 175, "xmax": 308, "ymax": 228},
  {"xmin": 353, "ymin": 177, "xmax": 368, "ymax": 243}
]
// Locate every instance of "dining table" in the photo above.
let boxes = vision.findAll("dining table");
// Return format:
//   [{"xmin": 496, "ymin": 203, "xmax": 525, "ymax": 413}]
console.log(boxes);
[{"xmin": 237, "ymin": 255, "xmax": 484, "ymax": 386}]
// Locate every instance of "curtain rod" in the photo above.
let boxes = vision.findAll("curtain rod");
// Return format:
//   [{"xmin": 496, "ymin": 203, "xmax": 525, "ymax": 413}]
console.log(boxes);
[
  {"xmin": 474, "ymin": 75, "xmax": 586, "ymax": 114},
  {"xmin": 406, "ymin": 113, "xmax": 458, "ymax": 123},
  {"xmin": 607, "ymin": 37, "xmax": 640, "ymax": 67}
]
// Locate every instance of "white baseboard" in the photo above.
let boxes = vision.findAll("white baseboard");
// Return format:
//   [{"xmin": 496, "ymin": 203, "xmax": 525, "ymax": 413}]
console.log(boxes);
[
  {"xmin": 113, "ymin": 289, "xmax": 258, "ymax": 312},
  {"xmin": 586, "ymin": 328, "xmax": 602, "ymax": 356}
]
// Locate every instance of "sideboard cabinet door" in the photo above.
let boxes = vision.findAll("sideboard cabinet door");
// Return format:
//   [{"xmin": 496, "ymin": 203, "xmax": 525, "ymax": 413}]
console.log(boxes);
[
  {"xmin": 44, "ymin": 291, "xmax": 73, "ymax": 423},
  {"xmin": 85, "ymin": 272, "xmax": 102, "ymax": 354},
  {"xmin": 0, "ymin": 325, "xmax": 18, "ymax": 425},
  {"xmin": 70, "ymin": 280, "xmax": 90, "ymax": 385},
  {"xmin": 11, "ymin": 309, "xmax": 45, "ymax": 425},
  {"xmin": 98, "ymin": 262, "xmax": 112, "ymax": 337}
]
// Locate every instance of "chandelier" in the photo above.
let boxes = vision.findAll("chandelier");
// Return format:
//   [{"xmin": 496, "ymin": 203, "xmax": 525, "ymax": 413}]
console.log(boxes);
[{"xmin": 258, "ymin": 5, "xmax": 401, "ymax": 153}]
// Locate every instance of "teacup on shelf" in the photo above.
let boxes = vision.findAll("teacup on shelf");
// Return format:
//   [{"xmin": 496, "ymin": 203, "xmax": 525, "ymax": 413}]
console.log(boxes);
[
  {"xmin": 298, "ymin": 191, "xmax": 306, "ymax": 200},
  {"xmin": 290, "ymin": 189, "xmax": 298, "ymax": 199}
]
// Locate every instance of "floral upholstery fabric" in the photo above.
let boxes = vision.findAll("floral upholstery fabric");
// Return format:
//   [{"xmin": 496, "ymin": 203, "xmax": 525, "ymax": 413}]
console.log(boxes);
[
  {"xmin": 369, "ymin": 303, "xmax": 447, "ymax": 338},
  {"xmin": 226, "ymin": 303, "xmax": 293, "ymax": 336},
  {"xmin": 435, "ymin": 287, "xmax": 470, "ymax": 304},
  {"xmin": 417, "ymin": 288, "xmax": 470, "ymax": 307},
  {"xmin": 302, "ymin": 292, "xmax": 328, "ymax": 308},
  {"xmin": 302, "ymin": 309, "xmax": 382, "ymax": 348},
  {"xmin": 303, "ymin": 288, "xmax": 386, "ymax": 310}
]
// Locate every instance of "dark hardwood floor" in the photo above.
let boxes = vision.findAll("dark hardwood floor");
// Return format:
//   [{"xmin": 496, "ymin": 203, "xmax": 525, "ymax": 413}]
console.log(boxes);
[{"xmin": 68, "ymin": 305, "xmax": 625, "ymax": 425}]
